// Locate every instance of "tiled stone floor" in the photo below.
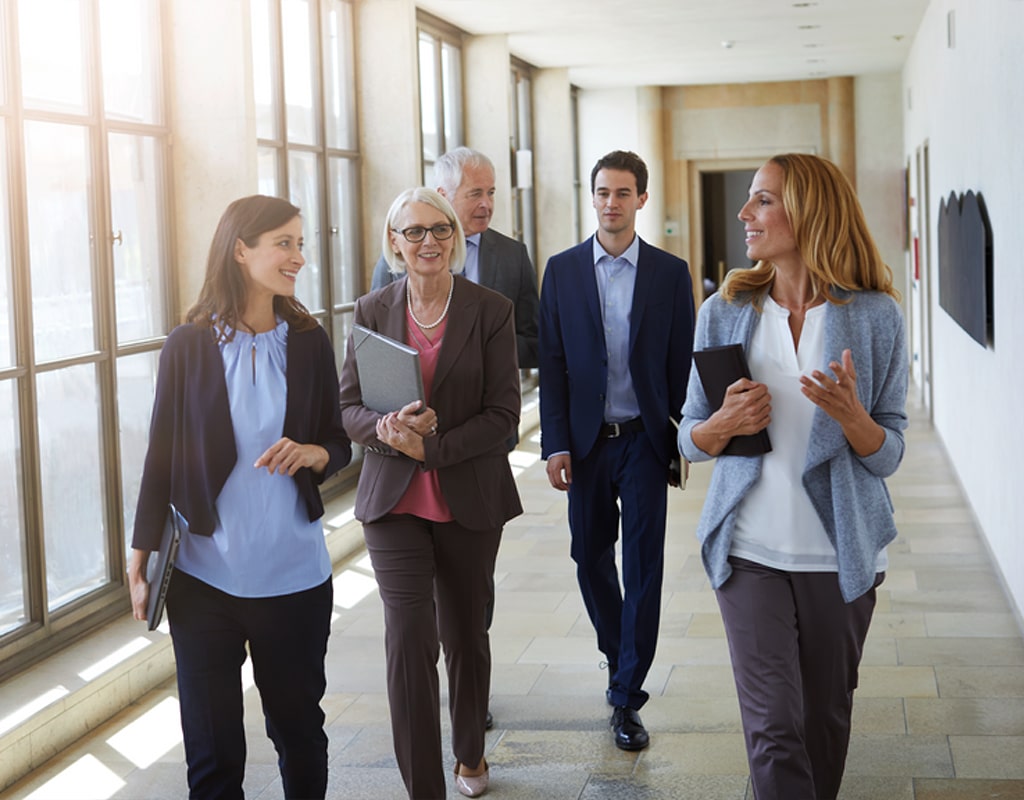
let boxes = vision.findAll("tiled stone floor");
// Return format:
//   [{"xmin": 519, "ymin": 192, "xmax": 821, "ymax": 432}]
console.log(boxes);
[{"xmin": 6, "ymin": 397, "xmax": 1024, "ymax": 799}]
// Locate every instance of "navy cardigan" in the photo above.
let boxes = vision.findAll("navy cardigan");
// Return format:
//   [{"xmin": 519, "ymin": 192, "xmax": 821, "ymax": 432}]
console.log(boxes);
[{"xmin": 131, "ymin": 322, "xmax": 351, "ymax": 551}]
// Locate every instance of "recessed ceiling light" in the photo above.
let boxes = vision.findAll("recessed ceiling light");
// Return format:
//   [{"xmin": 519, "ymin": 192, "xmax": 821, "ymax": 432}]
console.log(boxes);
[
  {"xmin": 798, "ymin": 24, "xmax": 821, "ymax": 30},
  {"xmin": 803, "ymin": 43, "xmax": 821, "ymax": 48}
]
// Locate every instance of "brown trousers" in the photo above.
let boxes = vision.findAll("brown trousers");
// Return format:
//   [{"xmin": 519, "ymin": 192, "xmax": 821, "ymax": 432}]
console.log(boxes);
[
  {"xmin": 363, "ymin": 514, "xmax": 501, "ymax": 800},
  {"xmin": 716, "ymin": 557, "xmax": 881, "ymax": 800}
]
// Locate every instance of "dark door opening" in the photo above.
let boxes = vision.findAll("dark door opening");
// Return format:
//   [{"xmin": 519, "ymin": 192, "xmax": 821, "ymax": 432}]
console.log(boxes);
[{"xmin": 701, "ymin": 169, "xmax": 756, "ymax": 295}]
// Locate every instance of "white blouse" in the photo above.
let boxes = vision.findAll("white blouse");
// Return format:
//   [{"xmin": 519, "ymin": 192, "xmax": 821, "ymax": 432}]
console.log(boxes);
[{"xmin": 730, "ymin": 296, "xmax": 886, "ymax": 573}]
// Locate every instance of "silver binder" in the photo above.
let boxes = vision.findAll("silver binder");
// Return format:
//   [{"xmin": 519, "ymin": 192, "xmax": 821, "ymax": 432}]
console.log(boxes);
[{"xmin": 351, "ymin": 324, "xmax": 425, "ymax": 414}]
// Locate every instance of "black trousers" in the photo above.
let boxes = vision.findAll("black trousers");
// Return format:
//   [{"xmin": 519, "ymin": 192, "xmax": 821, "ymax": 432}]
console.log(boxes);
[
  {"xmin": 166, "ymin": 570, "xmax": 333, "ymax": 800},
  {"xmin": 363, "ymin": 514, "xmax": 501, "ymax": 800},
  {"xmin": 716, "ymin": 557, "xmax": 881, "ymax": 800}
]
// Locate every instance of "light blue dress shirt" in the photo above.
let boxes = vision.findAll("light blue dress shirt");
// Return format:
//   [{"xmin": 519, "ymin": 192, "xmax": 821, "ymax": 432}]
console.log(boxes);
[
  {"xmin": 593, "ymin": 235, "xmax": 642, "ymax": 423},
  {"xmin": 463, "ymin": 232, "xmax": 482, "ymax": 284},
  {"xmin": 174, "ymin": 318, "xmax": 332, "ymax": 598}
]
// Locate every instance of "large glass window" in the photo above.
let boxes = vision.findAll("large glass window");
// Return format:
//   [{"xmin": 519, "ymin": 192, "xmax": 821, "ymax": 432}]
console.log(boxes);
[
  {"xmin": 417, "ymin": 19, "xmax": 463, "ymax": 185},
  {"xmin": 0, "ymin": 0, "xmax": 172, "ymax": 675},
  {"xmin": 250, "ymin": 0, "xmax": 361, "ymax": 413}
]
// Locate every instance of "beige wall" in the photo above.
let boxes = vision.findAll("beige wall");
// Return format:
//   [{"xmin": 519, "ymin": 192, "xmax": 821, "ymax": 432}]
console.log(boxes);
[
  {"xmin": 662, "ymin": 78, "xmax": 857, "ymax": 300},
  {"xmin": 355, "ymin": 0, "xmax": 422, "ymax": 281},
  {"xmin": 532, "ymin": 68, "xmax": 575, "ymax": 270},
  {"xmin": 169, "ymin": 0, "xmax": 258, "ymax": 313},
  {"xmin": 463, "ymin": 34, "xmax": 515, "ymax": 236}
]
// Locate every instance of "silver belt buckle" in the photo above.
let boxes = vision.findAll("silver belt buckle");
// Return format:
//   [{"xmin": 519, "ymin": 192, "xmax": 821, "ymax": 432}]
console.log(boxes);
[{"xmin": 608, "ymin": 422, "xmax": 620, "ymax": 438}]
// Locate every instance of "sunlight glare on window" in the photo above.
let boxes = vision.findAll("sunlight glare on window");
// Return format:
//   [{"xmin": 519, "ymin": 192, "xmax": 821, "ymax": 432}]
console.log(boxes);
[{"xmin": 18, "ymin": 0, "xmax": 86, "ymax": 113}]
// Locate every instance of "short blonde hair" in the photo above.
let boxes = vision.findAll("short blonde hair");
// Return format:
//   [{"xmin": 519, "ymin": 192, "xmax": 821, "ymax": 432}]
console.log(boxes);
[
  {"xmin": 721, "ymin": 153, "xmax": 899, "ymax": 305},
  {"xmin": 381, "ymin": 188, "xmax": 466, "ymax": 275}
]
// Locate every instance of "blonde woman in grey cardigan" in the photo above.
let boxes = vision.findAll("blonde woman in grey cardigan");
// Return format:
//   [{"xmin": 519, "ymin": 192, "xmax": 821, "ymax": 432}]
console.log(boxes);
[{"xmin": 678, "ymin": 153, "xmax": 907, "ymax": 800}]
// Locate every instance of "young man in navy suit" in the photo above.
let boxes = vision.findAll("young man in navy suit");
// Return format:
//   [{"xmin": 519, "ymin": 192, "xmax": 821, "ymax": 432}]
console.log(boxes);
[{"xmin": 539, "ymin": 150, "xmax": 694, "ymax": 750}]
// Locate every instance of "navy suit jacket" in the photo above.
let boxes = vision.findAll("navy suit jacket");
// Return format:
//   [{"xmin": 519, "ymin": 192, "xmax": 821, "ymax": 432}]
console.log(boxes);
[
  {"xmin": 538, "ymin": 236, "xmax": 694, "ymax": 467},
  {"xmin": 371, "ymin": 227, "xmax": 540, "ymax": 368}
]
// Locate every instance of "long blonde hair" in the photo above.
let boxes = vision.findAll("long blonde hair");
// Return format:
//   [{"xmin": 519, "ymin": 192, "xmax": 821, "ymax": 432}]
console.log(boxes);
[{"xmin": 720, "ymin": 153, "xmax": 899, "ymax": 305}]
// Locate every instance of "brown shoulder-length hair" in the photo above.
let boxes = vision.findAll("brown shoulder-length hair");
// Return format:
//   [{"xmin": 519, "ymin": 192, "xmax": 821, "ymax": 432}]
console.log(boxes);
[
  {"xmin": 186, "ymin": 195, "xmax": 318, "ymax": 340},
  {"xmin": 720, "ymin": 153, "xmax": 900, "ymax": 306}
]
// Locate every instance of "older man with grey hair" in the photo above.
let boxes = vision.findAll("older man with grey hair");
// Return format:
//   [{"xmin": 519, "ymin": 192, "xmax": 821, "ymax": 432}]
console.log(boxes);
[{"xmin": 370, "ymin": 147, "xmax": 539, "ymax": 369}]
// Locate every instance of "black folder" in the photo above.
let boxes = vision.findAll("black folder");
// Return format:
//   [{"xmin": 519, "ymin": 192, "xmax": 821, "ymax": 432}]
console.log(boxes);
[
  {"xmin": 146, "ymin": 504, "xmax": 185, "ymax": 631},
  {"xmin": 692, "ymin": 343, "xmax": 772, "ymax": 456},
  {"xmin": 351, "ymin": 324, "xmax": 425, "ymax": 414}
]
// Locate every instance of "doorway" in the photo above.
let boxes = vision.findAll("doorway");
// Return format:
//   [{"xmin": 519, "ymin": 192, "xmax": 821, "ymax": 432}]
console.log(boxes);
[
  {"xmin": 701, "ymin": 169, "xmax": 756, "ymax": 295},
  {"xmin": 687, "ymin": 158, "xmax": 765, "ymax": 306}
]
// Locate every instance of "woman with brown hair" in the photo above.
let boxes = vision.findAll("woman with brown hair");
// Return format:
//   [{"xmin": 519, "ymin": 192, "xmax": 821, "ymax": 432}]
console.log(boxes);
[
  {"xmin": 128, "ymin": 195, "xmax": 350, "ymax": 799},
  {"xmin": 678, "ymin": 154, "xmax": 908, "ymax": 800}
]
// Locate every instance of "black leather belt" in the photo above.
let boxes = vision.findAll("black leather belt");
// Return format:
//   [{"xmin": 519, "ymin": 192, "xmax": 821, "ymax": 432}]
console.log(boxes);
[{"xmin": 598, "ymin": 418, "xmax": 644, "ymax": 438}]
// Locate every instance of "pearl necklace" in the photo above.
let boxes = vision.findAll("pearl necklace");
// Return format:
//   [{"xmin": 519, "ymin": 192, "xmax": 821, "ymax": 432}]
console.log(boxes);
[{"xmin": 407, "ymin": 275, "xmax": 454, "ymax": 330}]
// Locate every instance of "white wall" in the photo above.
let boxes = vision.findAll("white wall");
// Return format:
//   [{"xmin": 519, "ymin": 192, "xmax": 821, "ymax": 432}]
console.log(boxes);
[
  {"xmin": 169, "ymin": 0, "xmax": 257, "ymax": 309},
  {"xmin": 576, "ymin": 88, "xmax": 660, "ymax": 245},
  {"xmin": 902, "ymin": 0, "xmax": 1024, "ymax": 621},
  {"xmin": 854, "ymin": 73, "xmax": 907, "ymax": 306}
]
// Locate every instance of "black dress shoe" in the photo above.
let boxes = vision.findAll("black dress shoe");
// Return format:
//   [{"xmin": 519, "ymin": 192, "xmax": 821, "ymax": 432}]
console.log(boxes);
[
  {"xmin": 610, "ymin": 706, "xmax": 649, "ymax": 751},
  {"xmin": 485, "ymin": 710, "xmax": 494, "ymax": 730}
]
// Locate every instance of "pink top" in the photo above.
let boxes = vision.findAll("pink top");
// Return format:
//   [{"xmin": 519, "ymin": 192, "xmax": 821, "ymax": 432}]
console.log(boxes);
[{"xmin": 390, "ymin": 311, "xmax": 455, "ymax": 522}]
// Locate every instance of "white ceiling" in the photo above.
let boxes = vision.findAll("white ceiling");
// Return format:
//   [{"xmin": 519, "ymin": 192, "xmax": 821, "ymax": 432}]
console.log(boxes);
[{"xmin": 415, "ymin": 0, "xmax": 930, "ymax": 89}]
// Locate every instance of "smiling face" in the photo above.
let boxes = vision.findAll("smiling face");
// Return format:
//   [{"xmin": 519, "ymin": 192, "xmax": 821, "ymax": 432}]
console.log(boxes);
[
  {"xmin": 389, "ymin": 201, "xmax": 456, "ymax": 277},
  {"xmin": 443, "ymin": 162, "xmax": 495, "ymax": 236},
  {"xmin": 234, "ymin": 215, "xmax": 304, "ymax": 300},
  {"xmin": 592, "ymin": 167, "xmax": 648, "ymax": 239},
  {"xmin": 737, "ymin": 161, "xmax": 799, "ymax": 265}
]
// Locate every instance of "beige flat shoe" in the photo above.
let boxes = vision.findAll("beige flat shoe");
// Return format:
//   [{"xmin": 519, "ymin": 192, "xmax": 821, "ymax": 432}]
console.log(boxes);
[{"xmin": 454, "ymin": 759, "xmax": 489, "ymax": 798}]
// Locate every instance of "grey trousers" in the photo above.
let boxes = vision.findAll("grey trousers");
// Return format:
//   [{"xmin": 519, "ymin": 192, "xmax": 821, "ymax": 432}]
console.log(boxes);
[
  {"xmin": 716, "ymin": 557, "xmax": 881, "ymax": 800},
  {"xmin": 363, "ymin": 514, "xmax": 501, "ymax": 800}
]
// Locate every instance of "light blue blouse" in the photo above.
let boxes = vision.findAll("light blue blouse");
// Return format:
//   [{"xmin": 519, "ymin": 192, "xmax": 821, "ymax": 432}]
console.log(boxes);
[{"xmin": 174, "ymin": 318, "xmax": 332, "ymax": 598}]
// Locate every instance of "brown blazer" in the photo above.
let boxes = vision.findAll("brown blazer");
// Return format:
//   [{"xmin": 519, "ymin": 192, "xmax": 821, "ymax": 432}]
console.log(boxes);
[{"xmin": 339, "ymin": 275, "xmax": 523, "ymax": 530}]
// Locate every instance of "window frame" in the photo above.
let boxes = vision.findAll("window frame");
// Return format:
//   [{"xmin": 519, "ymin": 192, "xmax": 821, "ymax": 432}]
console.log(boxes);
[
  {"xmin": 251, "ymin": 0, "xmax": 362, "ymax": 494},
  {"xmin": 416, "ymin": 13, "xmax": 464, "ymax": 185},
  {"xmin": 0, "ymin": 0, "xmax": 176, "ymax": 678}
]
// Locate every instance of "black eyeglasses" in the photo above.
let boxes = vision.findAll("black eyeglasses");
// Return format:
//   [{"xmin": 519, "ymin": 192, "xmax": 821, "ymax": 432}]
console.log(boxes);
[{"xmin": 391, "ymin": 223, "xmax": 456, "ymax": 243}]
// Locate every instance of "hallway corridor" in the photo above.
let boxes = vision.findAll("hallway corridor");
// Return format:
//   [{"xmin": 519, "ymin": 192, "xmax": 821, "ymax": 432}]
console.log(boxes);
[{"xmin": 5, "ymin": 396, "xmax": 1024, "ymax": 800}]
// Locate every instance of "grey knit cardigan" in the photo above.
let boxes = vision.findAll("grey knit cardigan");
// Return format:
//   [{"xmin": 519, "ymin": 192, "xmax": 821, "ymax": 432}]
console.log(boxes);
[{"xmin": 678, "ymin": 289, "xmax": 908, "ymax": 602}]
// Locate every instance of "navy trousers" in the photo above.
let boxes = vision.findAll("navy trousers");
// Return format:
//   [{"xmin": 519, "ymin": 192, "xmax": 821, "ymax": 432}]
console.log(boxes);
[
  {"xmin": 568, "ymin": 430, "xmax": 668, "ymax": 710},
  {"xmin": 716, "ymin": 557, "xmax": 881, "ymax": 800},
  {"xmin": 166, "ymin": 570, "xmax": 333, "ymax": 800}
]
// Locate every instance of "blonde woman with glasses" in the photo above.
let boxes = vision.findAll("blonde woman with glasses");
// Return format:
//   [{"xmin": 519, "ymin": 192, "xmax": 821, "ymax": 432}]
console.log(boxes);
[{"xmin": 339, "ymin": 188, "xmax": 522, "ymax": 799}]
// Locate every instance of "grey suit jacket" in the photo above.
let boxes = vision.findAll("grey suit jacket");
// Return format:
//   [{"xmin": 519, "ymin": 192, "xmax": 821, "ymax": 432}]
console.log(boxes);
[
  {"xmin": 370, "ymin": 227, "xmax": 539, "ymax": 368},
  {"xmin": 339, "ymin": 276, "xmax": 523, "ymax": 531}
]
